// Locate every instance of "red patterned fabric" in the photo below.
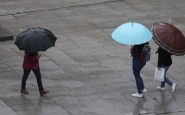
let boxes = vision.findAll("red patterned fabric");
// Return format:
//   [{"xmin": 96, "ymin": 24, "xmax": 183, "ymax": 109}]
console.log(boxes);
[{"xmin": 152, "ymin": 22, "xmax": 185, "ymax": 55}]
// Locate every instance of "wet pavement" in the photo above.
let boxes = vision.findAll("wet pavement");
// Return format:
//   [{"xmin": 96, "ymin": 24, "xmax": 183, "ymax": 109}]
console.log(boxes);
[{"xmin": 1, "ymin": 0, "xmax": 185, "ymax": 115}]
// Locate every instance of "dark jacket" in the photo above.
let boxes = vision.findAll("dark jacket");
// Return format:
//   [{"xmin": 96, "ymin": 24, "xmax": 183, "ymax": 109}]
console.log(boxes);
[
  {"xmin": 131, "ymin": 42, "xmax": 148, "ymax": 58},
  {"xmin": 157, "ymin": 47, "xmax": 172, "ymax": 67}
]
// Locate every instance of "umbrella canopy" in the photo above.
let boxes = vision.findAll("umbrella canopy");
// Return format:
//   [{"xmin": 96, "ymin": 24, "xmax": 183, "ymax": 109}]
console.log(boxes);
[
  {"xmin": 152, "ymin": 22, "xmax": 185, "ymax": 56},
  {"xmin": 15, "ymin": 27, "xmax": 57, "ymax": 53},
  {"xmin": 111, "ymin": 22, "xmax": 152, "ymax": 45}
]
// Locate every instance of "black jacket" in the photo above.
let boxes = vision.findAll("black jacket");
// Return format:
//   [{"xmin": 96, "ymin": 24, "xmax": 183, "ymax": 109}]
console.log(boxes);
[
  {"xmin": 157, "ymin": 47, "xmax": 172, "ymax": 67},
  {"xmin": 131, "ymin": 42, "xmax": 148, "ymax": 58}
]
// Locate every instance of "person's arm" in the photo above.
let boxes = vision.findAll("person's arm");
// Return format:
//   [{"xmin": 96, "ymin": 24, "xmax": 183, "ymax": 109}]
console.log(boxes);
[
  {"xmin": 157, "ymin": 54, "xmax": 162, "ymax": 68},
  {"xmin": 130, "ymin": 45, "xmax": 133, "ymax": 56}
]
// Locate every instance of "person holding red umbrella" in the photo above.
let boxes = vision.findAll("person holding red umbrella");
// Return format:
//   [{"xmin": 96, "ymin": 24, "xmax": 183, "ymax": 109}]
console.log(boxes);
[
  {"xmin": 156, "ymin": 47, "xmax": 176, "ymax": 92},
  {"xmin": 151, "ymin": 22, "xmax": 185, "ymax": 93}
]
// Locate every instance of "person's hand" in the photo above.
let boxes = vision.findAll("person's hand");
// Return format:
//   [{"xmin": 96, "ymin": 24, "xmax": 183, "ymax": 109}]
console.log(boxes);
[{"xmin": 38, "ymin": 54, "xmax": 41, "ymax": 58}]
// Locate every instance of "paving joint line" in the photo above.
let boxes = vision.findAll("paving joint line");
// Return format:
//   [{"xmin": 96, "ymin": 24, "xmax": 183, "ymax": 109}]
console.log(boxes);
[{"xmin": 0, "ymin": 0, "xmax": 124, "ymax": 17}]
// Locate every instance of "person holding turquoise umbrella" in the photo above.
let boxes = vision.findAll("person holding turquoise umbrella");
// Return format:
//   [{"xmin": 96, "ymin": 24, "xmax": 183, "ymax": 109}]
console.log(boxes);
[{"xmin": 112, "ymin": 22, "xmax": 152, "ymax": 98}]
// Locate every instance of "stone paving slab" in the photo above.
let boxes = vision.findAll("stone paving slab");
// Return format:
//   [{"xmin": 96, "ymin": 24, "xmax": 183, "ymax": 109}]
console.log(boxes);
[{"xmin": 0, "ymin": 100, "xmax": 16, "ymax": 115}]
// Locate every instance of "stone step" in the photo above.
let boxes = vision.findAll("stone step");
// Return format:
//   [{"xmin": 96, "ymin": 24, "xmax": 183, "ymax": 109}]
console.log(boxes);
[{"xmin": 0, "ymin": 26, "xmax": 13, "ymax": 41}]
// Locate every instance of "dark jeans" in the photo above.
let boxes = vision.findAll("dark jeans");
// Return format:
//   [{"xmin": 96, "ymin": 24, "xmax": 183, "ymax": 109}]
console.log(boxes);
[
  {"xmin": 21, "ymin": 67, "xmax": 44, "ymax": 91},
  {"xmin": 160, "ymin": 65, "xmax": 173, "ymax": 87},
  {"xmin": 132, "ymin": 57, "xmax": 146, "ymax": 94}
]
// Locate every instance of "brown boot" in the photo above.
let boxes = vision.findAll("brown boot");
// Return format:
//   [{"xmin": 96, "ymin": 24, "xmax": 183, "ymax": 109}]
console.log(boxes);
[
  {"xmin": 40, "ymin": 90, "xmax": 49, "ymax": 96},
  {"xmin": 20, "ymin": 89, "xmax": 29, "ymax": 94}
]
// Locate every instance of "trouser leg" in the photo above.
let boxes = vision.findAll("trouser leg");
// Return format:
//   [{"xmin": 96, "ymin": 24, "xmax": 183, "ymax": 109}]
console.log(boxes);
[
  {"xmin": 32, "ymin": 67, "xmax": 44, "ymax": 91},
  {"xmin": 21, "ymin": 69, "xmax": 31, "ymax": 89}
]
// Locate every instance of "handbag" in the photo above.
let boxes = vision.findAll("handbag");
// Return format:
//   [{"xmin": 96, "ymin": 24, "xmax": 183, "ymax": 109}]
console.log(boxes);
[{"xmin": 154, "ymin": 67, "xmax": 165, "ymax": 81}]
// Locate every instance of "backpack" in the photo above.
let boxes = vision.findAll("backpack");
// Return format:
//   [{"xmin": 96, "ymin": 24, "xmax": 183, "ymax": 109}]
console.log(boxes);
[{"xmin": 140, "ymin": 44, "xmax": 151, "ymax": 62}]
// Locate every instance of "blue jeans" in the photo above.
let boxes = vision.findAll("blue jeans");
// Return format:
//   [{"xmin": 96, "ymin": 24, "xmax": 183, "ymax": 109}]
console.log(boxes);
[
  {"xmin": 21, "ymin": 67, "xmax": 44, "ymax": 91},
  {"xmin": 132, "ymin": 57, "xmax": 146, "ymax": 94},
  {"xmin": 160, "ymin": 65, "xmax": 173, "ymax": 87}
]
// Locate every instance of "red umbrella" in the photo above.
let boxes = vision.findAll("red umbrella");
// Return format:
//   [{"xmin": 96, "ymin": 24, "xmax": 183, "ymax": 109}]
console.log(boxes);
[{"xmin": 151, "ymin": 22, "xmax": 185, "ymax": 56}]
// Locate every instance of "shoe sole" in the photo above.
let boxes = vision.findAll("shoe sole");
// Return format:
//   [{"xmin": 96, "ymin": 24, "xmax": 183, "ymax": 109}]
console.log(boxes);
[
  {"xmin": 172, "ymin": 84, "xmax": 177, "ymax": 93},
  {"xmin": 132, "ymin": 94, "xmax": 143, "ymax": 98}
]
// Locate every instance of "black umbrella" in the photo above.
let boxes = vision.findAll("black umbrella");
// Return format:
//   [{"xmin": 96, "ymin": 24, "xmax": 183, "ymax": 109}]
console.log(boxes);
[{"xmin": 15, "ymin": 27, "xmax": 57, "ymax": 53}]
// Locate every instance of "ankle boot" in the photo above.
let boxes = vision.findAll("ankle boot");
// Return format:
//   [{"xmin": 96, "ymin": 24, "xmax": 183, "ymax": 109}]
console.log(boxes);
[
  {"xmin": 21, "ymin": 89, "xmax": 29, "ymax": 94},
  {"xmin": 40, "ymin": 90, "xmax": 49, "ymax": 96}
]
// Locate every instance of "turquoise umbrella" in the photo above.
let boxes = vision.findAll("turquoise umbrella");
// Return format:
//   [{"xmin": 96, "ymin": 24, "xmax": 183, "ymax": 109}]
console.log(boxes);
[{"xmin": 112, "ymin": 22, "xmax": 152, "ymax": 45}]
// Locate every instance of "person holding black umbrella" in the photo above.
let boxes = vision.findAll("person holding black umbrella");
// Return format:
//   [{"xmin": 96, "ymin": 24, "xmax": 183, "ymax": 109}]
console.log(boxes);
[
  {"xmin": 15, "ymin": 27, "xmax": 57, "ymax": 96},
  {"xmin": 156, "ymin": 47, "xmax": 176, "ymax": 92},
  {"xmin": 21, "ymin": 51, "xmax": 49, "ymax": 96}
]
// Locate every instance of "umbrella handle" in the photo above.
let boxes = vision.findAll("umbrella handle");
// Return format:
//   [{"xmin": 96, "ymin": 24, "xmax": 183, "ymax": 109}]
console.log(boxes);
[{"xmin": 128, "ymin": 19, "xmax": 133, "ymax": 26}]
